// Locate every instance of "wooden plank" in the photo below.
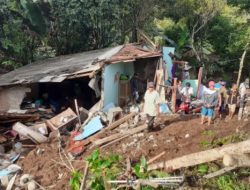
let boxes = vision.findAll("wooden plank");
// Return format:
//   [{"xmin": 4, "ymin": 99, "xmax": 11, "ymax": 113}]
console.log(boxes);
[
  {"xmin": 171, "ymin": 78, "xmax": 177, "ymax": 112},
  {"xmin": 80, "ymin": 162, "xmax": 89, "ymax": 190},
  {"xmin": 147, "ymin": 151, "xmax": 166, "ymax": 165},
  {"xmin": 148, "ymin": 139, "xmax": 250, "ymax": 171},
  {"xmin": 0, "ymin": 112, "xmax": 40, "ymax": 124},
  {"xmin": 203, "ymin": 166, "xmax": 237, "ymax": 179},
  {"xmin": 94, "ymin": 124, "xmax": 147, "ymax": 146},
  {"xmin": 106, "ymin": 112, "xmax": 137, "ymax": 131},
  {"xmin": 101, "ymin": 134, "xmax": 130, "ymax": 149}
]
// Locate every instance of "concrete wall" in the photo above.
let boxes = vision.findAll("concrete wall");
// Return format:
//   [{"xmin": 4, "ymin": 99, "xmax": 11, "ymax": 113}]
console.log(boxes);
[
  {"xmin": 103, "ymin": 62, "xmax": 134, "ymax": 106},
  {"xmin": 0, "ymin": 86, "xmax": 31, "ymax": 112}
]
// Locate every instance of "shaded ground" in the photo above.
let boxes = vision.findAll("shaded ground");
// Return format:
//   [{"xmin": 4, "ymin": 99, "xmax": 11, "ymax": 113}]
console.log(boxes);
[{"xmin": 17, "ymin": 115, "xmax": 250, "ymax": 189}]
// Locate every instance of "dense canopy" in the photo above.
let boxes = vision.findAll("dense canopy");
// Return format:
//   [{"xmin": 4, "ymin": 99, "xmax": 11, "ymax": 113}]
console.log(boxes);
[{"xmin": 0, "ymin": 0, "xmax": 249, "ymax": 79}]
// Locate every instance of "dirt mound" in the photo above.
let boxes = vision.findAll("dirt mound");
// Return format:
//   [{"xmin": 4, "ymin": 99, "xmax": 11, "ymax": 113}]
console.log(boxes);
[
  {"xmin": 17, "ymin": 141, "xmax": 84, "ymax": 189},
  {"xmin": 17, "ymin": 116, "xmax": 250, "ymax": 189}
]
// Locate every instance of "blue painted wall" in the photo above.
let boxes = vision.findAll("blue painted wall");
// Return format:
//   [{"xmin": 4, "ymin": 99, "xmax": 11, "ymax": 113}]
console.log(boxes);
[
  {"xmin": 163, "ymin": 47, "xmax": 175, "ymax": 84},
  {"xmin": 103, "ymin": 62, "xmax": 134, "ymax": 106}
]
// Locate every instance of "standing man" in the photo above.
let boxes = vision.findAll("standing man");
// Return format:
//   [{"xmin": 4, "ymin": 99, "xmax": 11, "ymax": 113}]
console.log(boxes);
[
  {"xmin": 238, "ymin": 78, "xmax": 249, "ymax": 121},
  {"xmin": 180, "ymin": 82, "xmax": 194, "ymax": 104},
  {"xmin": 227, "ymin": 83, "xmax": 239, "ymax": 119},
  {"xmin": 143, "ymin": 82, "xmax": 160, "ymax": 131},
  {"xmin": 218, "ymin": 81, "xmax": 228, "ymax": 118},
  {"xmin": 201, "ymin": 81, "xmax": 220, "ymax": 126}
]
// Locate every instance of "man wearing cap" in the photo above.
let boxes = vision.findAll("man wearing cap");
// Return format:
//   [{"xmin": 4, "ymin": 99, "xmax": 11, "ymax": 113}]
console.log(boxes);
[
  {"xmin": 201, "ymin": 81, "xmax": 220, "ymax": 125},
  {"xmin": 238, "ymin": 78, "xmax": 249, "ymax": 121},
  {"xmin": 143, "ymin": 82, "xmax": 160, "ymax": 131}
]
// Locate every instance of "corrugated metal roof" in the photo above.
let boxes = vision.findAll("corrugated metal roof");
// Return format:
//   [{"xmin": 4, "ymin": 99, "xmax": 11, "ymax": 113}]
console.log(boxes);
[
  {"xmin": 0, "ymin": 44, "xmax": 162, "ymax": 87},
  {"xmin": 0, "ymin": 45, "xmax": 123, "ymax": 86}
]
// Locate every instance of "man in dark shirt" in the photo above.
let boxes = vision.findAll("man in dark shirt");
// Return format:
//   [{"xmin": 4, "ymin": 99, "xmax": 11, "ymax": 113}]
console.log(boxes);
[{"xmin": 227, "ymin": 84, "xmax": 239, "ymax": 119}]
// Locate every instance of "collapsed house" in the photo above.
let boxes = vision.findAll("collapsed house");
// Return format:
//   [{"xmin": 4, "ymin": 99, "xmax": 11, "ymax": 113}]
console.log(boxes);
[{"xmin": 0, "ymin": 44, "xmax": 162, "ymax": 122}]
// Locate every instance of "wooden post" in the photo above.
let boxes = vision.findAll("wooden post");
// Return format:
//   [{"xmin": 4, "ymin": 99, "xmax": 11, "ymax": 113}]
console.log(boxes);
[
  {"xmin": 237, "ymin": 43, "xmax": 249, "ymax": 87},
  {"xmin": 80, "ymin": 162, "xmax": 89, "ymax": 190},
  {"xmin": 196, "ymin": 67, "xmax": 203, "ymax": 99},
  {"xmin": 74, "ymin": 99, "xmax": 82, "ymax": 128},
  {"xmin": 171, "ymin": 78, "xmax": 177, "ymax": 112}
]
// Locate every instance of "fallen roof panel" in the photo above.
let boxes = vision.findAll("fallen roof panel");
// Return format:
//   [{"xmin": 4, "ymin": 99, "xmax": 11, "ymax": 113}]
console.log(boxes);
[{"xmin": 0, "ymin": 45, "xmax": 123, "ymax": 86}]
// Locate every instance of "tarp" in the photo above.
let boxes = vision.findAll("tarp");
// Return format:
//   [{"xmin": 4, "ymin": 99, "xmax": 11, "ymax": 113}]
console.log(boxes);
[{"xmin": 74, "ymin": 116, "xmax": 103, "ymax": 141}]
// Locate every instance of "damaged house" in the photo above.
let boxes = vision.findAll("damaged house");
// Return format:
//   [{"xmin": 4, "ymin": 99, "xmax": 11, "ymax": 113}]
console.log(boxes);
[{"xmin": 0, "ymin": 44, "xmax": 162, "ymax": 123}]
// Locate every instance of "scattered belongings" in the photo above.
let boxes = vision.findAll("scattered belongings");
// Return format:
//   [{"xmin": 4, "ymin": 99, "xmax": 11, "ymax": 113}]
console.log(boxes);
[
  {"xmin": 30, "ymin": 123, "xmax": 48, "ymax": 135},
  {"xmin": 46, "ymin": 108, "xmax": 77, "ymax": 131},
  {"xmin": 0, "ymin": 164, "xmax": 21, "ymax": 177},
  {"xmin": 13, "ymin": 122, "xmax": 48, "ymax": 144}
]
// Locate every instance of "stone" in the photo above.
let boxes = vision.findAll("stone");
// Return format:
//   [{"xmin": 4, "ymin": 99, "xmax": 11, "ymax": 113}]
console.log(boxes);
[
  {"xmin": 0, "ymin": 176, "xmax": 9, "ymax": 187},
  {"xmin": 27, "ymin": 181, "xmax": 36, "ymax": 190}
]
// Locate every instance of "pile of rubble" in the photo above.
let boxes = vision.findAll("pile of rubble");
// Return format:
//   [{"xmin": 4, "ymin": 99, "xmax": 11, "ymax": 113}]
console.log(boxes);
[{"xmin": 0, "ymin": 97, "xmax": 176, "ymax": 189}]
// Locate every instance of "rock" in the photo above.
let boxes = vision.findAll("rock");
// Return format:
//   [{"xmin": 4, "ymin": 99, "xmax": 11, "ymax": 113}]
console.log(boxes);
[
  {"xmin": 148, "ymin": 135, "xmax": 154, "ymax": 141},
  {"xmin": 27, "ymin": 181, "xmax": 36, "ymax": 190},
  {"xmin": 137, "ymin": 133, "xmax": 144, "ymax": 138},
  {"xmin": 0, "ymin": 176, "xmax": 9, "ymax": 187},
  {"xmin": 36, "ymin": 148, "xmax": 45, "ymax": 155},
  {"xmin": 20, "ymin": 174, "xmax": 33, "ymax": 186},
  {"xmin": 153, "ymin": 143, "xmax": 158, "ymax": 147},
  {"xmin": 185, "ymin": 134, "xmax": 190, "ymax": 138}
]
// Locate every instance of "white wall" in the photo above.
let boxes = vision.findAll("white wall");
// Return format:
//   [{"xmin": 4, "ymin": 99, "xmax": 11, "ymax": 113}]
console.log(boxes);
[{"xmin": 103, "ymin": 62, "xmax": 134, "ymax": 106}]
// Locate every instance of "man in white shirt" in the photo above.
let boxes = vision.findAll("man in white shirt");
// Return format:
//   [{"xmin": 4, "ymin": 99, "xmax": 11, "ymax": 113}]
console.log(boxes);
[
  {"xmin": 180, "ymin": 82, "xmax": 194, "ymax": 103},
  {"xmin": 143, "ymin": 82, "xmax": 160, "ymax": 131}
]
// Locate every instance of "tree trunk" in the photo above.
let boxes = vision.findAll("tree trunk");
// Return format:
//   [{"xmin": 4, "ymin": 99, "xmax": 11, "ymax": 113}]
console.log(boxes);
[
  {"xmin": 148, "ymin": 139, "xmax": 250, "ymax": 171},
  {"xmin": 237, "ymin": 43, "xmax": 249, "ymax": 87}
]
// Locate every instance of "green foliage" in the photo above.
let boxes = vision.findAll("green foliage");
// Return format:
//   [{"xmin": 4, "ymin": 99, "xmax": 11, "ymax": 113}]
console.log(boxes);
[
  {"xmin": 209, "ymin": 174, "xmax": 250, "ymax": 190},
  {"xmin": 86, "ymin": 149, "xmax": 121, "ymax": 190},
  {"xmin": 202, "ymin": 130, "xmax": 215, "ymax": 137},
  {"xmin": 197, "ymin": 164, "xmax": 209, "ymax": 175},
  {"xmin": 133, "ymin": 155, "xmax": 149, "ymax": 179},
  {"xmin": 69, "ymin": 171, "xmax": 82, "ymax": 190}
]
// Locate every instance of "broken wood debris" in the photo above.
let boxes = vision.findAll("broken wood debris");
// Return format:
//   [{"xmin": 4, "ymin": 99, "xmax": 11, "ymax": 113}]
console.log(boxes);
[
  {"xmin": 106, "ymin": 112, "xmax": 137, "ymax": 131},
  {"xmin": 0, "ymin": 112, "xmax": 40, "ymax": 124},
  {"xmin": 94, "ymin": 124, "xmax": 147, "ymax": 146},
  {"xmin": 148, "ymin": 139, "xmax": 250, "ymax": 171},
  {"xmin": 147, "ymin": 151, "xmax": 166, "ymax": 165},
  {"xmin": 13, "ymin": 122, "xmax": 48, "ymax": 144},
  {"xmin": 203, "ymin": 166, "xmax": 237, "ymax": 179},
  {"xmin": 46, "ymin": 108, "xmax": 77, "ymax": 131}
]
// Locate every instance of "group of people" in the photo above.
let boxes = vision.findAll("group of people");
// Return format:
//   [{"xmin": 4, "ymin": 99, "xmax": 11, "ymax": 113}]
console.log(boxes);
[
  {"xmin": 142, "ymin": 78, "xmax": 249, "ymax": 131},
  {"xmin": 201, "ymin": 78, "xmax": 249, "ymax": 125}
]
